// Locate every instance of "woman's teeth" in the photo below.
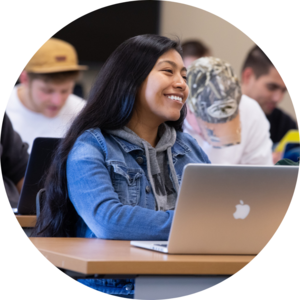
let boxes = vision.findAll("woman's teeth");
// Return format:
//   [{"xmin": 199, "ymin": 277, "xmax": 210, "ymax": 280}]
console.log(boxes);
[{"xmin": 167, "ymin": 95, "xmax": 183, "ymax": 103}]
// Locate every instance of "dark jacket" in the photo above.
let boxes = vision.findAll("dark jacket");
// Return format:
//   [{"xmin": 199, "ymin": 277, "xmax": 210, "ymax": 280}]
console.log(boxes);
[
  {"xmin": 1, "ymin": 113, "xmax": 29, "ymax": 207},
  {"xmin": 267, "ymin": 108, "xmax": 298, "ymax": 144}
]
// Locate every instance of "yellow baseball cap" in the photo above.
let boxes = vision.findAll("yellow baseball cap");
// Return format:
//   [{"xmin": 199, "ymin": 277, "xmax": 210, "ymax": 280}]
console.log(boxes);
[{"xmin": 24, "ymin": 38, "xmax": 88, "ymax": 73}]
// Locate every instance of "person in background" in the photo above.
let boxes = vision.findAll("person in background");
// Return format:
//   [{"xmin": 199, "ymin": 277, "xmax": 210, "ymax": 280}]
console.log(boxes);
[
  {"xmin": 32, "ymin": 34, "xmax": 210, "ymax": 297},
  {"xmin": 182, "ymin": 40, "xmax": 211, "ymax": 68},
  {"xmin": 6, "ymin": 38, "xmax": 87, "ymax": 152},
  {"xmin": 1, "ymin": 113, "xmax": 29, "ymax": 207},
  {"xmin": 241, "ymin": 45, "xmax": 298, "ymax": 145},
  {"xmin": 184, "ymin": 57, "xmax": 273, "ymax": 165}
]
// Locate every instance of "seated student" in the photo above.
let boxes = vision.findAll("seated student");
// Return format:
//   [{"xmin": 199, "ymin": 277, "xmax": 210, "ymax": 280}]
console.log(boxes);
[
  {"xmin": 241, "ymin": 45, "xmax": 298, "ymax": 145},
  {"xmin": 181, "ymin": 39, "xmax": 211, "ymax": 68},
  {"xmin": 1, "ymin": 113, "xmax": 29, "ymax": 207},
  {"xmin": 184, "ymin": 57, "xmax": 273, "ymax": 165},
  {"xmin": 6, "ymin": 38, "xmax": 87, "ymax": 152},
  {"xmin": 32, "ymin": 35, "xmax": 210, "ymax": 296}
]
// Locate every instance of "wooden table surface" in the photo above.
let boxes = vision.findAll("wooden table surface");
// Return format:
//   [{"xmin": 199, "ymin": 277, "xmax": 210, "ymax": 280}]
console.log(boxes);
[
  {"xmin": 30, "ymin": 238, "xmax": 255, "ymax": 275},
  {"xmin": 16, "ymin": 215, "xmax": 37, "ymax": 227}
]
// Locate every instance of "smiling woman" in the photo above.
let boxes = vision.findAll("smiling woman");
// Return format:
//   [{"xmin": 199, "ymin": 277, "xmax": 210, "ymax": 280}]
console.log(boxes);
[
  {"xmin": 32, "ymin": 34, "xmax": 210, "ymax": 296},
  {"xmin": 128, "ymin": 48, "xmax": 188, "ymax": 147}
]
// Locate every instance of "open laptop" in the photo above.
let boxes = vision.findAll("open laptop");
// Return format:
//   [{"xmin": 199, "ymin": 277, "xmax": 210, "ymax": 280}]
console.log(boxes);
[
  {"xmin": 14, "ymin": 137, "xmax": 61, "ymax": 215},
  {"xmin": 131, "ymin": 164, "xmax": 299, "ymax": 255}
]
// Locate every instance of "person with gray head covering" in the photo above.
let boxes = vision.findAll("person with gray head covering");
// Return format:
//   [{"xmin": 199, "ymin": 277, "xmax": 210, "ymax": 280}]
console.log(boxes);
[
  {"xmin": 184, "ymin": 56, "xmax": 273, "ymax": 165},
  {"xmin": 187, "ymin": 57, "xmax": 242, "ymax": 148}
]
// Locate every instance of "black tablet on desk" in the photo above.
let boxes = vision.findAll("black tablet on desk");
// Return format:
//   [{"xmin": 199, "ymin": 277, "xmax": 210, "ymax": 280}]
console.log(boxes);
[{"xmin": 16, "ymin": 137, "xmax": 61, "ymax": 215}]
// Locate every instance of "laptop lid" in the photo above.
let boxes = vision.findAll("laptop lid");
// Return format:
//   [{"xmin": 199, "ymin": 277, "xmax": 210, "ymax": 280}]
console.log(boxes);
[
  {"xmin": 17, "ymin": 137, "xmax": 61, "ymax": 215},
  {"xmin": 166, "ymin": 164, "xmax": 298, "ymax": 254}
]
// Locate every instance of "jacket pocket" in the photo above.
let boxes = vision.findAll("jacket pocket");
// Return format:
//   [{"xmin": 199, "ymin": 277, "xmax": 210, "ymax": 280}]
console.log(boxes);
[{"xmin": 110, "ymin": 163, "xmax": 143, "ymax": 206}]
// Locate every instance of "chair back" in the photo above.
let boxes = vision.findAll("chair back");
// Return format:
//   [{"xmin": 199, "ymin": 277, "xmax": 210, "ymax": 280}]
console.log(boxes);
[{"xmin": 36, "ymin": 188, "xmax": 46, "ymax": 217}]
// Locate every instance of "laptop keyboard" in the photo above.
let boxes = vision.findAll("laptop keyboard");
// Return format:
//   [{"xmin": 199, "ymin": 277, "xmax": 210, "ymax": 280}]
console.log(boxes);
[{"xmin": 154, "ymin": 244, "xmax": 168, "ymax": 248}]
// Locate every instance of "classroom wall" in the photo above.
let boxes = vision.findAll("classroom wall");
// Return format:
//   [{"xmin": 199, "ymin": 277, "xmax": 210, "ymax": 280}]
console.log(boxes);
[{"xmin": 159, "ymin": 1, "xmax": 297, "ymax": 121}]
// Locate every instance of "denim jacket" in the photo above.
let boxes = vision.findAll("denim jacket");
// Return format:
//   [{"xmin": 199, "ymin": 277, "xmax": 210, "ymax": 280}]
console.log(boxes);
[{"xmin": 66, "ymin": 127, "xmax": 210, "ymax": 241}]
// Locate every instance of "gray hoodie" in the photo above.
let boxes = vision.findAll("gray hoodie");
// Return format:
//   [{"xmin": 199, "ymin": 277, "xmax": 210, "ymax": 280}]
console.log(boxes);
[{"xmin": 106, "ymin": 124, "xmax": 179, "ymax": 211}]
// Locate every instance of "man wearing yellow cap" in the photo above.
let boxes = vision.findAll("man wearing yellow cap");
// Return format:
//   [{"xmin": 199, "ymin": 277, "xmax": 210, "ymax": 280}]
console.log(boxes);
[{"xmin": 6, "ymin": 38, "xmax": 87, "ymax": 152}]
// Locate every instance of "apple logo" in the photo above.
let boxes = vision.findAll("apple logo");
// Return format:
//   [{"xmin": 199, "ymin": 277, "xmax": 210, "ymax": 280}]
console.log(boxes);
[{"xmin": 233, "ymin": 200, "xmax": 250, "ymax": 219}]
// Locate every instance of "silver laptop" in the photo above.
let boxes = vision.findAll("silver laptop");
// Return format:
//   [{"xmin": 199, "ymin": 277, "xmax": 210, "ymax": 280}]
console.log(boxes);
[{"xmin": 131, "ymin": 164, "xmax": 298, "ymax": 254}]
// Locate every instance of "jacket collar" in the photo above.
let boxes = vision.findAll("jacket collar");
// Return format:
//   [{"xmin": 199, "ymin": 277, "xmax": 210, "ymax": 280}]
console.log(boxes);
[
  {"xmin": 111, "ymin": 134, "xmax": 190, "ymax": 157},
  {"xmin": 110, "ymin": 135, "xmax": 143, "ymax": 152}
]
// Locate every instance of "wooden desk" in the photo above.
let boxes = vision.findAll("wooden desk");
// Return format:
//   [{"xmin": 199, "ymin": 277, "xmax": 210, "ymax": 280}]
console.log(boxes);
[
  {"xmin": 30, "ymin": 238, "xmax": 255, "ymax": 299},
  {"xmin": 30, "ymin": 238, "xmax": 254, "ymax": 275},
  {"xmin": 16, "ymin": 215, "xmax": 37, "ymax": 227}
]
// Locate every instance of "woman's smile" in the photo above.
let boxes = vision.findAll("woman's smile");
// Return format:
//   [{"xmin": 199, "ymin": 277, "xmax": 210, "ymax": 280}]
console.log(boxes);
[{"xmin": 164, "ymin": 93, "xmax": 184, "ymax": 104}]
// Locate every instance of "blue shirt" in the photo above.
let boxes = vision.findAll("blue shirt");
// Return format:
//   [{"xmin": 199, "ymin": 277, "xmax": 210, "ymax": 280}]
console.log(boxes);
[{"xmin": 66, "ymin": 128, "xmax": 210, "ymax": 240}]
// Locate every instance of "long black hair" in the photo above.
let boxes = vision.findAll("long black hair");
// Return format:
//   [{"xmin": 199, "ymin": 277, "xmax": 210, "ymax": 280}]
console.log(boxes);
[{"xmin": 32, "ymin": 34, "xmax": 187, "ymax": 237}]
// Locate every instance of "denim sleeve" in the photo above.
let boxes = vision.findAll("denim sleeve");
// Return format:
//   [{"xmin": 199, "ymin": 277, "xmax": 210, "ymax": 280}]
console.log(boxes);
[{"xmin": 66, "ymin": 131, "xmax": 173, "ymax": 240}]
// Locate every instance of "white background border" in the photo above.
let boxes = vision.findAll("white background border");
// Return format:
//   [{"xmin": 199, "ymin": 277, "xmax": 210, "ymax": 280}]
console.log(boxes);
[{"xmin": 0, "ymin": 0, "xmax": 299, "ymax": 299}]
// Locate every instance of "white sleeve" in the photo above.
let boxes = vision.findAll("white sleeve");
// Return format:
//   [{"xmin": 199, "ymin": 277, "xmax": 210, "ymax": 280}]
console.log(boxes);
[{"xmin": 240, "ymin": 96, "xmax": 273, "ymax": 165}]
